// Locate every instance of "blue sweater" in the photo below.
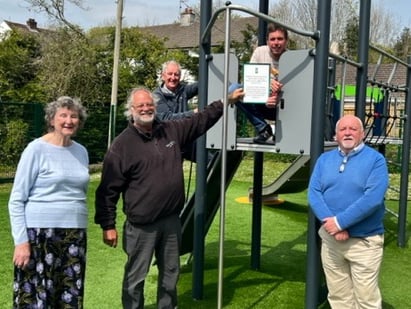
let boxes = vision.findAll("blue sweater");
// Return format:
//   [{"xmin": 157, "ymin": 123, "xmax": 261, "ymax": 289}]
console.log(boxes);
[
  {"xmin": 308, "ymin": 144, "xmax": 388, "ymax": 237},
  {"xmin": 8, "ymin": 138, "xmax": 89, "ymax": 245}
]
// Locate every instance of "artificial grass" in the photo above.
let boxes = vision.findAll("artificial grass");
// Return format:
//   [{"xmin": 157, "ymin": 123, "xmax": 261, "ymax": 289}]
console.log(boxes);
[{"xmin": 1, "ymin": 157, "xmax": 410, "ymax": 308}]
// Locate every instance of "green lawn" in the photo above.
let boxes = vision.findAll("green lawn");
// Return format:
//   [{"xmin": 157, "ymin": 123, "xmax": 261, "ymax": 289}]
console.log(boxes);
[{"xmin": 1, "ymin": 156, "xmax": 410, "ymax": 308}]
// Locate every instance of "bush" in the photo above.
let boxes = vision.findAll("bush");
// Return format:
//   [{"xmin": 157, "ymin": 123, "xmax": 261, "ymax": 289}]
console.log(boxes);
[{"xmin": 0, "ymin": 119, "xmax": 29, "ymax": 166}]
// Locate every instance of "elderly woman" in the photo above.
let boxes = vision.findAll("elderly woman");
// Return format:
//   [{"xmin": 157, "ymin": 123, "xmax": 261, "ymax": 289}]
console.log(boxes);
[{"xmin": 8, "ymin": 96, "xmax": 89, "ymax": 308}]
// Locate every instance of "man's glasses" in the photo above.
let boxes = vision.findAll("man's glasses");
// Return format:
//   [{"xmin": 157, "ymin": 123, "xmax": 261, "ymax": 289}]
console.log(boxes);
[
  {"xmin": 339, "ymin": 156, "xmax": 348, "ymax": 173},
  {"xmin": 132, "ymin": 103, "xmax": 155, "ymax": 110}
]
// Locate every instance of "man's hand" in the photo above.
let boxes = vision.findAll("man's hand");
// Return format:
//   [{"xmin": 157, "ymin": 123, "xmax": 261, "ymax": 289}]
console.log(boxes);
[
  {"xmin": 266, "ymin": 92, "xmax": 279, "ymax": 109},
  {"xmin": 270, "ymin": 79, "xmax": 283, "ymax": 94},
  {"xmin": 13, "ymin": 242, "xmax": 30, "ymax": 269},
  {"xmin": 323, "ymin": 217, "xmax": 340, "ymax": 235},
  {"xmin": 334, "ymin": 230, "xmax": 349, "ymax": 241},
  {"xmin": 103, "ymin": 229, "xmax": 118, "ymax": 248},
  {"xmin": 228, "ymin": 88, "xmax": 245, "ymax": 105}
]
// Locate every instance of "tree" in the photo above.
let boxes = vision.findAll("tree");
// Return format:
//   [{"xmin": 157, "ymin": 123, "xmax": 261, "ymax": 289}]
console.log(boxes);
[
  {"xmin": 341, "ymin": 17, "xmax": 359, "ymax": 60},
  {"xmin": 269, "ymin": 0, "xmax": 357, "ymax": 49},
  {"xmin": 330, "ymin": 0, "xmax": 358, "ymax": 45},
  {"xmin": 0, "ymin": 21, "xmax": 181, "ymax": 162},
  {"xmin": 268, "ymin": 0, "xmax": 307, "ymax": 48},
  {"xmin": 270, "ymin": 0, "xmax": 354, "ymax": 49},
  {"xmin": 23, "ymin": 0, "xmax": 86, "ymax": 34},
  {"xmin": 118, "ymin": 28, "xmax": 167, "ymax": 95},
  {"xmin": 38, "ymin": 28, "xmax": 104, "ymax": 103},
  {"xmin": 0, "ymin": 30, "xmax": 45, "ymax": 102},
  {"xmin": 231, "ymin": 23, "xmax": 258, "ymax": 64},
  {"xmin": 269, "ymin": 0, "xmax": 399, "ymax": 54},
  {"xmin": 369, "ymin": 0, "xmax": 400, "ymax": 46},
  {"xmin": 189, "ymin": 0, "xmax": 249, "ymax": 22},
  {"xmin": 393, "ymin": 27, "xmax": 411, "ymax": 61}
]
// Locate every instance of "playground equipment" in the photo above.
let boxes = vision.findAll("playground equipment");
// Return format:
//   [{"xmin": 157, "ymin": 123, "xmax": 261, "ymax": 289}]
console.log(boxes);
[
  {"xmin": 206, "ymin": 49, "xmax": 315, "ymax": 155},
  {"xmin": 182, "ymin": 1, "xmax": 411, "ymax": 308}
]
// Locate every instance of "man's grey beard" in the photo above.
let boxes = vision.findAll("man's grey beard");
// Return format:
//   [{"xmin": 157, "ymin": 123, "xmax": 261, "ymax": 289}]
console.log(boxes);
[{"xmin": 133, "ymin": 111, "xmax": 156, "ymax": 126}]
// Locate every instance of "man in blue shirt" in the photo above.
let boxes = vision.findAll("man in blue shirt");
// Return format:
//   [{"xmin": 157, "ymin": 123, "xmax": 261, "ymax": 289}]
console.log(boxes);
[{"xmin": 308, "ymin": 115, "xmax": 389, "ymax": 309}]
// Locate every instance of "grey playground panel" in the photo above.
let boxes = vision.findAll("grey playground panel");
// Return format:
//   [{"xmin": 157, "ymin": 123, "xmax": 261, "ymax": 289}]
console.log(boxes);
[
  {"xmin": 206, "ymin": 50, "xmax": 314, "ymax": 155},
  {"xmin": 275, "ymin": 49, "xmax": 314, "ymax": 155},
  {"xmin": 206, "ymin": 53, "xmax": 239, "ymax": 150}
]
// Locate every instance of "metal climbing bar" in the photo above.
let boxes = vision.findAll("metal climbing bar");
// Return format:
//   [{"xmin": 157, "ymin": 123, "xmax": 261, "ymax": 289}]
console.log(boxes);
[{"xmin": 200, "ymin": 4, "xmax": 318, "ymax": 45}]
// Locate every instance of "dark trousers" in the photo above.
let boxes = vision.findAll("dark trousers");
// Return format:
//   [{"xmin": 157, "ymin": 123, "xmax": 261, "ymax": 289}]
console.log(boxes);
[
  {"xmin": 122, "ymin": 214, "xmax": 181, "ymax": 309},
  {"xmin": 229, "ymin": 83, "xmax": 276, "ymax": 133},
  {"xmin": 236, "ymin": 102, "xmax": 276, "ymax": 132}
]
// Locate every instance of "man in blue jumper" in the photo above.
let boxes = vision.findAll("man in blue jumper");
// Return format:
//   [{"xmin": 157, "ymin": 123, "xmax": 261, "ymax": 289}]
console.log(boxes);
[{"xmin": 308, "ymin": 114, "xmax": 389, "ymax": 309}]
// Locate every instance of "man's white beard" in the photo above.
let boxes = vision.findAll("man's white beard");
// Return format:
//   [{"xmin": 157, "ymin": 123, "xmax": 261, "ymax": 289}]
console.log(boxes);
[{"xmin": 133, "ymin": 112, "xmax": 155, "ymax": 126}]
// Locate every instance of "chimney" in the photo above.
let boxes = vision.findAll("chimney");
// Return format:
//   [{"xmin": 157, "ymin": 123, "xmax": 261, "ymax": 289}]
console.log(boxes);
[
  {"xmin": 180, "ymin": 8, "xmax": 195, "ymax": 26},
  {"xmin": 26, "ymin": 18, "xmax": 38, "ymax": 30}
]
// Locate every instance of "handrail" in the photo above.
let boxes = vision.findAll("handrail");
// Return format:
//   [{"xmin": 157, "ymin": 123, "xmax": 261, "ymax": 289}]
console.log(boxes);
[
  {"xmin": 329, "ymin": 52, "xmax": 362, "ymax": 68},
  {"xmin": 370, "ymin": 44, "xmax": 410, "ymax": 67},
  {"xmin": 200, "ymin": 3, "xmax": 318, "ymax": 45}
]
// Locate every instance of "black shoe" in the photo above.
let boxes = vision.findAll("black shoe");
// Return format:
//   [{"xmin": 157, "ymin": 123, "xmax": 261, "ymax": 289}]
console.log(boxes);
[{"xmin": 253, "ymin": 126, "xmax": 273, "ymax": 144}]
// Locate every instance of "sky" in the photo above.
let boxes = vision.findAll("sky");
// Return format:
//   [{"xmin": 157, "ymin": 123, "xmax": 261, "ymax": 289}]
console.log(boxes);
[
  {"xmin": 1, "ymin": 0, "xmax": 411, "ymax": 30},
  {"xmin": 0, "ymin": 0, "xmax": 253, "ymax": 29}
]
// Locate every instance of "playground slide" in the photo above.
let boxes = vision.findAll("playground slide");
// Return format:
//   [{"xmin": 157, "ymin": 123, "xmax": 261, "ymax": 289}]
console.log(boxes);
[
  {"xmin": 180, "ymin": 150, "xmax": 244, "ymax": 255},
  {"xmin": 250, "ymin": 142, "xmax": 337, "ymax": 202},
  {"xmin": 249, "ymin": 155, "xmax": 311, "ymax": 203}
]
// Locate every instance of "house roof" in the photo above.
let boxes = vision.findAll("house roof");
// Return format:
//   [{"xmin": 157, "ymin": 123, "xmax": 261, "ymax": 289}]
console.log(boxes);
[
  {"xmin": 138, "ymin": 16, "xmax": 259, "ymax": 50},
  {"xmin": 1, "ymin": 18, "xmax": 48, "ymax": 34},
  {"xmin": 335, "ymin": 63, "xmax": 407, "ymax": 91}
]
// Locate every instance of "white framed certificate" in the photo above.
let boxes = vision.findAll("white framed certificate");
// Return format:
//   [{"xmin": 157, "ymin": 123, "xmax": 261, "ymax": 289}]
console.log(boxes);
[{"xmin": 243, "ymin": 63, "xmax": 271, "ymax": 104}]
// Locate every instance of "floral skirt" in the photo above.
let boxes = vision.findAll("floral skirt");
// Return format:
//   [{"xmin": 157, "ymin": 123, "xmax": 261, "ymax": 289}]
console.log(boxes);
[{"xmin": 13, "ymin": 228, "xmax": 87, "ymax": 309}]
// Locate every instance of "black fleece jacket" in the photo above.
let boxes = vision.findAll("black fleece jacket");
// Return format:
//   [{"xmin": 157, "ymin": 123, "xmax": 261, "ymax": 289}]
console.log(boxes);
[{"xmin": 94, "ymin": 100, "xmax": 223, "ymax": 230}]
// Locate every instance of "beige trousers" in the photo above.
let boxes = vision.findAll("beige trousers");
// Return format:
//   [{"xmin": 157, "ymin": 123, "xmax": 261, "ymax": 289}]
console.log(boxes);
[{"xmin": 319, "ymin": 225, "xmax": 384, "ymax": 309}]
